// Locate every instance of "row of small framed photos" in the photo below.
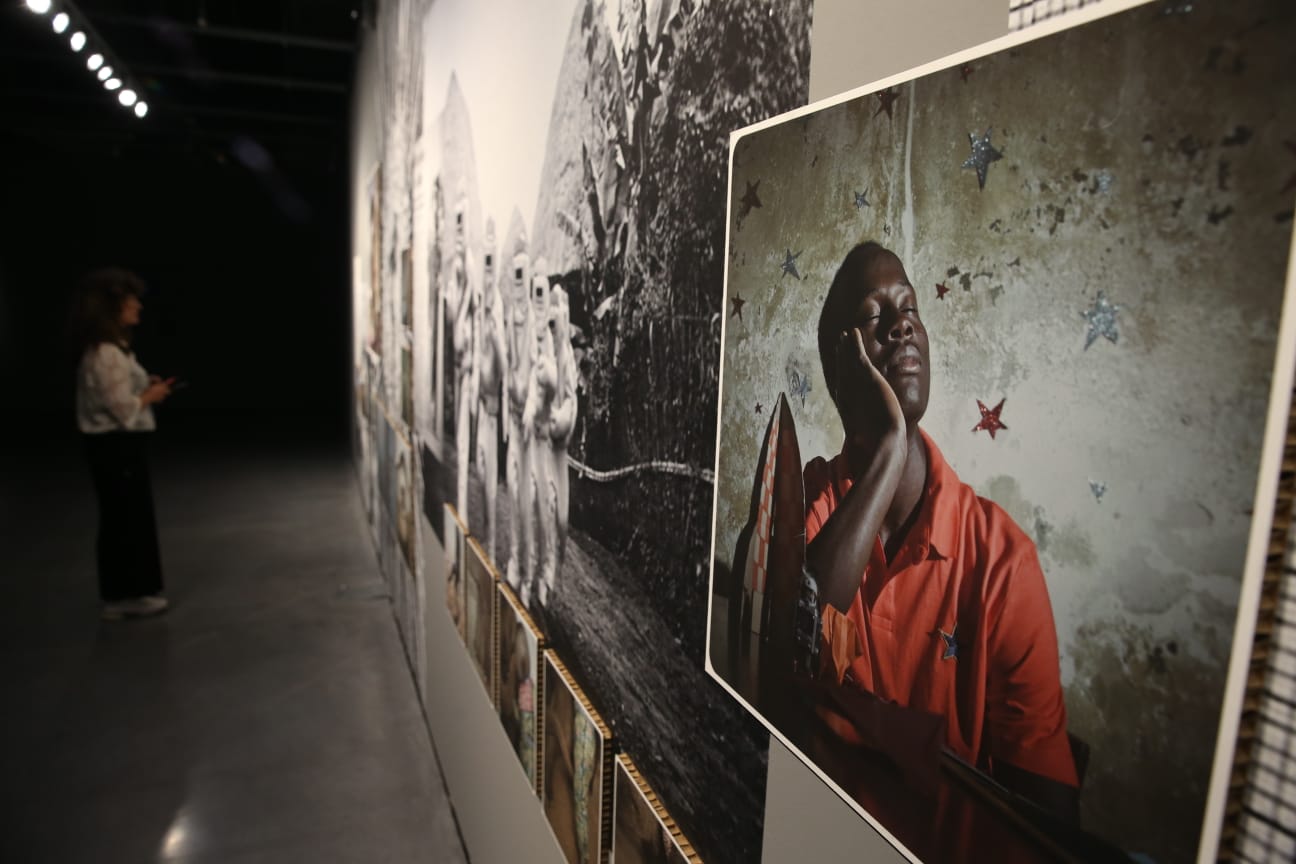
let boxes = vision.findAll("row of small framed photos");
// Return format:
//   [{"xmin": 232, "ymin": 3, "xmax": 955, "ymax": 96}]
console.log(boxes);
[{"xmin": 443, "ymin": 504, "xmax": 698, "ymax": 864}]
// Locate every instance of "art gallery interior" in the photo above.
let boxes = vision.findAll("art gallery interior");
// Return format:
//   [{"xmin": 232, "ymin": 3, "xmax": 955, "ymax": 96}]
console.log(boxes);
[{"xmin": 2, "ymin": 1, "xmax": 1294, "ymax": 863}]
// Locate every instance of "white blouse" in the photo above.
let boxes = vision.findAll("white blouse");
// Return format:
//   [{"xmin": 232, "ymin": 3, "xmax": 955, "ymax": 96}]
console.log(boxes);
[{"xmin": 76, "ymin": 342, "xmax": 157, "ymax": 434}]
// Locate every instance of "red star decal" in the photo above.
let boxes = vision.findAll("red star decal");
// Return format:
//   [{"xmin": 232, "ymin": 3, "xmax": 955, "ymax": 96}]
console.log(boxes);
[
  {"xmin": 1283, "ymin": 140, "xmax": 1296, "ymax": 195},
  {"xmin": 755, "ymin": 402, "xmax": 763, "ymax": 415},
  {"xmin": 960, "ymin": 64, "xmax": 974, "ymax": 83},
  {"xmin": 874, "ymin": 87, "xmax": 900, "ymax": 121},
  {"xmin": 730, "ymin": 294, "xmax": 746, "ymax": 322},
  {"xmin": 936, "ymin": 282, "xmax": 951, "ymax": 300},
  {"xmin": 972, "ymin": 398, "xmax": 1008, "ymax": 439}
]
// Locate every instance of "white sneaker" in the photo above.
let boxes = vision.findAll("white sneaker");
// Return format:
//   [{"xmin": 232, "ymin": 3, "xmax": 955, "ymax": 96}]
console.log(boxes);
[{"xmin": 101, "ymin": 596, "xmax": 169, "ymax": 621}]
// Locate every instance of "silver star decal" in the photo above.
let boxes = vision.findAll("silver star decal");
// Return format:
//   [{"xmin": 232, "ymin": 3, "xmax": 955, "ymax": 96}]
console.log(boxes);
[
  {"xmin": 786, "ymin": 364, "xmax": 812, "ymax": 407},
  {"xmin": 854, "ymin": 188, "xmax": 871, "ymax": 210},
  {"xmin": 1089, "ymin": 479, "xmax": 1107, "ymax": 502},
  {"xmin": 781, "ymin": 249, "xmax": 802, "ymax": 280},
  {"xmin": 962, "ymin": 127, "xmax": 1003, "ymax": 190},
  {"xmin": 1081, "ymin": 291, "xmax": 1121, "ymax": 349}
]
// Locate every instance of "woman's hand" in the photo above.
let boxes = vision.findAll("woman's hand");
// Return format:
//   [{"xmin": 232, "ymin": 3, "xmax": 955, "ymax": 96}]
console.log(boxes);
[{"xmin": 140, "ymin": 377, "xmax": 175, "ymax": 406}]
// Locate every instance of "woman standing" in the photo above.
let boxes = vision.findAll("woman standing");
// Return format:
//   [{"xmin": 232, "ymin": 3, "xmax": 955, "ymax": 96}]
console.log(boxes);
[{"xmin": 71, "ymin": 268, "xmax": 174, "ymax": 620}]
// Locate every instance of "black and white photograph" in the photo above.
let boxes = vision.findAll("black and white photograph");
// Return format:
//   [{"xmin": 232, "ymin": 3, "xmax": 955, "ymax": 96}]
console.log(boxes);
[
  {"xmin": 705, "ymin": 2, "xmax": 1296, "ymax": 862},
  {"xmin": 368, "ymin": 1, "xmax": 819, "ymax": 858}
]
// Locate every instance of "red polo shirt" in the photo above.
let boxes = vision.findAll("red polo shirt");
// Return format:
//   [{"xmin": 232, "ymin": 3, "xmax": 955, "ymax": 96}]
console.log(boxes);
[{"xmin": 804, "ymin": 430, "xmax": 1078, "ymax": 787}]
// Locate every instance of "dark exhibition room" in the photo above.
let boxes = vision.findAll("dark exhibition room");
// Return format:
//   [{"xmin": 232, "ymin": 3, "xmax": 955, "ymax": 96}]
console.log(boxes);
[{"xmin": 1, "ymin": 1, "xmax": 1295, "ymax": 863}]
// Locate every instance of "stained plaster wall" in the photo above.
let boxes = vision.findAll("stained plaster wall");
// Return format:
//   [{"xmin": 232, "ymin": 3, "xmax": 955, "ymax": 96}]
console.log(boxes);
[{"xmin": 718, "ymin": 2, "xmax": 1295, "ymax": 861}]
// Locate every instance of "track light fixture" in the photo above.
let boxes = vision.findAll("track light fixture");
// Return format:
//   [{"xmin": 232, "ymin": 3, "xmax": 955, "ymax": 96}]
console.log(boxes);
[{"xmin": 38, "ymin": 1, "xmax": 151, "ymax": 120}]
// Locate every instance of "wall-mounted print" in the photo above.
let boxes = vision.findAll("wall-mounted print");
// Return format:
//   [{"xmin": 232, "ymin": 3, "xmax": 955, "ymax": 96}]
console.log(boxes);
[
  {"xmin": 421, "ymin": 441, "xmax": 451, "ymax": 546},
  {"xmin": 498, "ymin": 580, "xmax": 545, "ymax": 793},
  {"xmin": 705, "ymin": 2, "xmax": 1296, "ymax": 863},
  {"xmin": 545, "ymin": 653, "xmax": 613, "ymax": 864},
  {"xmin": 444, "ymin": 503, "xmax": 468, "ymax": 641},
  {"xmin": 367, "ymin": 162, "xmax": 383, "ymax": 355},
  {"xmin": 613, "ymin": 754, "xmax": 698, "ymax": 864},
  {"xmin": 397, "ymin": 444, "xmax": 417, "ymax": 572},
  {"xmin": 399, "ymin": 1, "xmax": 815, "ymax": 858},
  {"xmin": 466, "ymin": 536, "xmax": 499, "ymax": 702},
  {"xmin": 401, "ymin": 345, "xmax": 414, "ymax": 431},
  {"xmin": 401, "ymin": 245, "xmax": 414, "ymax": 330}
]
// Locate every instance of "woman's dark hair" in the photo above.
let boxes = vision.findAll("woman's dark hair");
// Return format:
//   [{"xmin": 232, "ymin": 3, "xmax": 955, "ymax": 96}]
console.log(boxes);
[{"xmin": 69, "ymin": 267, "xmax": 147, "ymax": 354}]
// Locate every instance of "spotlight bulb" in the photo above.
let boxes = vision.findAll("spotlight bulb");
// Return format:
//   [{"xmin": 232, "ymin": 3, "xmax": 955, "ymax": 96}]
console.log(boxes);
[
  {"xmin": 87, "ymin": 53, "xmax": 103, "ymax": 71},
  {"xmin": 134, "ymin": 102, "xmax": 149, "ymax": 119},
  {"xmin": 97, "ymin": 66, "xmax": 113, "ymax": 81},
  {"xmin": 70, "ymin": 31, "xmax": 86, "ymax": 51},
  {"xmin": 105, "ymin": 78, "xmax": 122, "ymax": 91},
  {"xmin": 52, "ymin": 12, "xmax": 69, "ymax": 33},
  {"xmin": 26, "ymin": 0, "xmax": 52, "ymax": 14},
  {"xmin": 118, "ymin": 89, "xmax": 137, "ymax": 107}
]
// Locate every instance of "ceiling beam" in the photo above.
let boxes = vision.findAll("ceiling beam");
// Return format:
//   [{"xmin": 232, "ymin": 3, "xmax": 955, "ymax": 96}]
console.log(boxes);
[
  {"xmin": 134, "ymin": 65, "xmax": 348, "ymax": 95},
  {"xmin": 86, "ymin": 13, "xmax": 356, "ymax": 53}
]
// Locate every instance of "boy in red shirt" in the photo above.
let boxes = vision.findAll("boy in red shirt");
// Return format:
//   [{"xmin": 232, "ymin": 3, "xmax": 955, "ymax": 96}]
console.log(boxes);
[{"xmin": 805, "ymin": 241, "xmax": 1078, "ymax": 810}]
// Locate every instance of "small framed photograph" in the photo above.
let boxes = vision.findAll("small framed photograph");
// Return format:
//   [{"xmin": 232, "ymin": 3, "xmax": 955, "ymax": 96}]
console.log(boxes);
[
  {"xmin": 544, "ymin": 653, "xmax": 613, "ymax": 864},
  {"xmin": 613, "ymin": 754, "xmax": 698, "ymax": 864},
  {"xmin": 443, "ymin": 503, "xmax": 468, "ymax": 639},
  {"xmin": 465, "ymin": 537, "xmax": 499, "ymax": 703},
  {"xmin": 498, "ymin": 581, "xmax": 546, "ymax": 793}
]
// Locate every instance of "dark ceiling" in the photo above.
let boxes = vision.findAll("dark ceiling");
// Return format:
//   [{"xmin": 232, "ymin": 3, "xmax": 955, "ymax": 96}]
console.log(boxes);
[{"xmin": 0, "ymin": 0, "xmax": 363, "ymax": 169}]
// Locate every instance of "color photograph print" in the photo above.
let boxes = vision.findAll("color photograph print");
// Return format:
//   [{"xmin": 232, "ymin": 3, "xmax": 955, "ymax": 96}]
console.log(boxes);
[
  {"xmin": 499, "ymin": 580, "xmax": 544, "ymax": 793},
  {"xmin": 705, "ymin": 2, "xmax": 1296, "ymax": 863},
  {"xmin": 397, "ymin": 442, "xmax": 417, "ymax": 571},
  {"xmin": 545, "ymin": 653, "xmax": 611, "ymax": 864},
  {"xmin": 386, "ymin": 0, "xmax": 815, "ymax": 859},
  {"xmin": 465, "ymin": 536, "xmax": 498, "ymax": 702},
  {"xmin": 444, "ymin": 503, "xmax": 467, "ymax": 642},
  {"xmin": 613, "ymin": 754, "xmax": 696, "ymax": 864},
  {"xmin": 367, "ymin": 162, "xmax": 383, "ymax": 356}
]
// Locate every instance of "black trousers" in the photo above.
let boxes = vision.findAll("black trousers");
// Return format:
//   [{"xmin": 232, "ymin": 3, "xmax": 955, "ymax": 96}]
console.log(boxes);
[{"xmin": 84, "ymin": 432, "xmax": 164, "ymax": 602}]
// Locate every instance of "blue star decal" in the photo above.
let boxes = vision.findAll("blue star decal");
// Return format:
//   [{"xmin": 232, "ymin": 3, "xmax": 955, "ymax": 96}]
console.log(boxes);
[
  {"xmin": 781, "ymin": 249, "xmax": 802, "ymax": 280},
  {"xmin": 938, "ymin": 624, "xmax": 958, "ymax": 660}
]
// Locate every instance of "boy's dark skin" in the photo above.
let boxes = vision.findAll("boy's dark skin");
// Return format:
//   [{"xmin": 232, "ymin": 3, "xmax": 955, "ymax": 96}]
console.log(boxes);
[{"xmin": 807, "ymin": 243, "xmax": 1079, "ymax": 818}]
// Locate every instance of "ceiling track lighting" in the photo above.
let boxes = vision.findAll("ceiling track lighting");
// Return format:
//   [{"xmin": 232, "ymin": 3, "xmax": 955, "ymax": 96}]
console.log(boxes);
[{"xmin": 30, "ymin": 1, "xmax": 152, "ymax": 120}]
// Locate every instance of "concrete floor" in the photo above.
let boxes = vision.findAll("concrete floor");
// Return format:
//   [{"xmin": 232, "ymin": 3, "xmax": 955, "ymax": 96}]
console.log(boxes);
[{"xmin": 0, "ymin": 440, "xmax": 468, "ymax": 864}]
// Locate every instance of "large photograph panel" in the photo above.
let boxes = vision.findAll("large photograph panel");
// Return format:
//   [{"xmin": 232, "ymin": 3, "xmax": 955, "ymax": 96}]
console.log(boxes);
[
  {"xmin": 397, "ymin": 1, "xmax": 815, "ymax": 860},
  {"xmin": 706, "ymin": 2, "xmax": 1296, "ymax": 862}
]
